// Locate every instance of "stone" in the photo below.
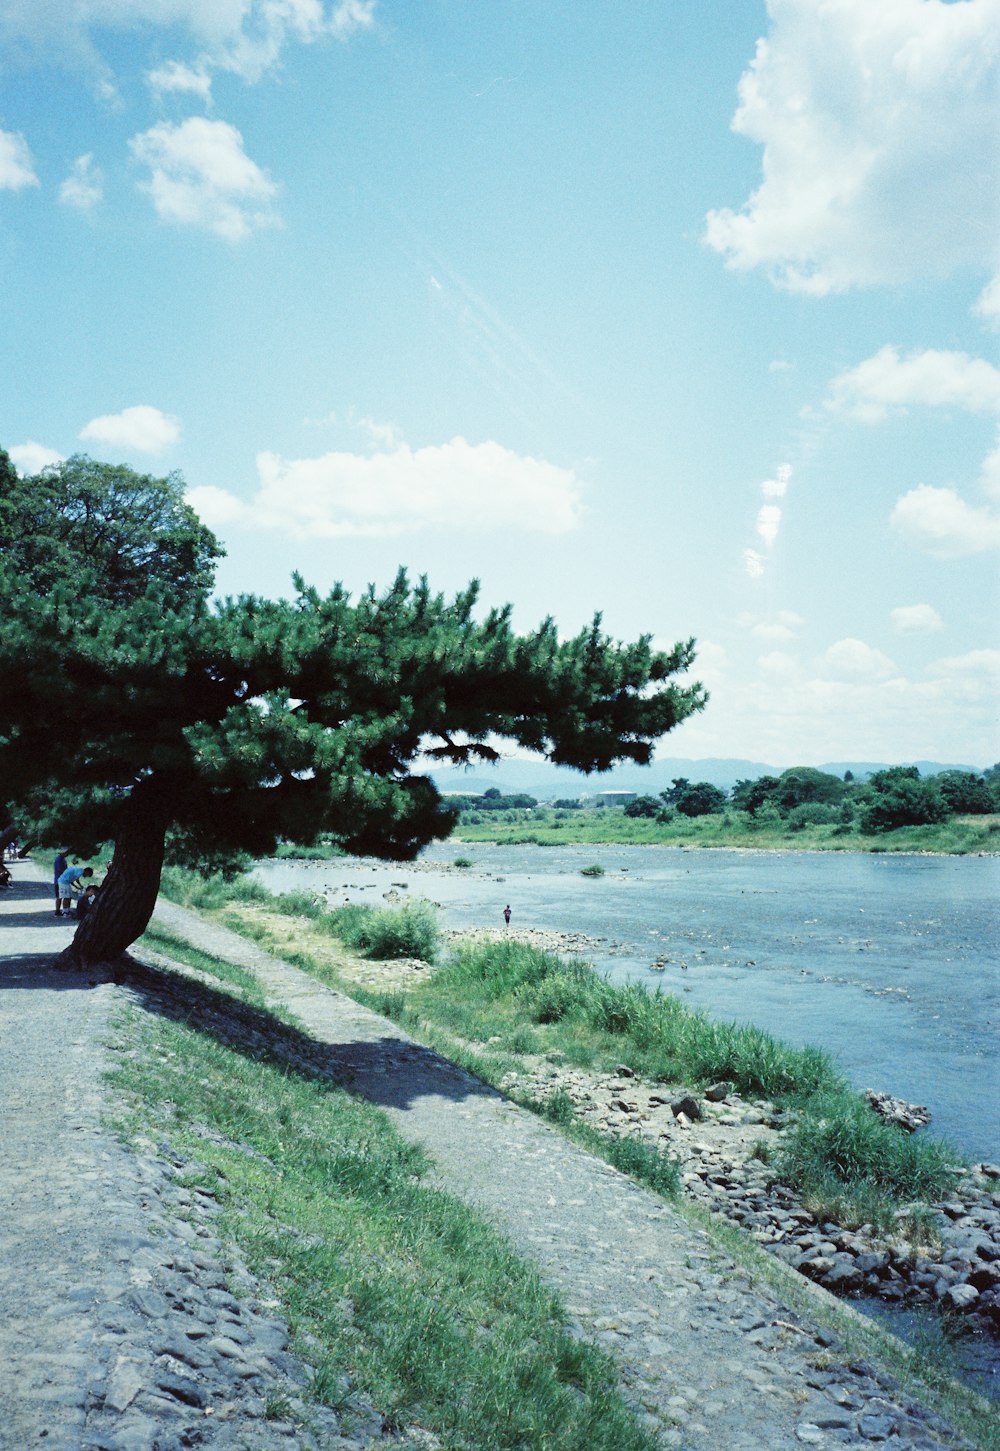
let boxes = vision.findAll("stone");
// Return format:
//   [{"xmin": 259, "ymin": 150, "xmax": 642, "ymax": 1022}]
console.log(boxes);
[
  {"xmin": 858, "ymin": 1412, "xmax": 896, "ymax": 1440},
  {"xmin": 943, "ymin": 1282, "xmax": 979, "ymax": 1311},
  {"xmin": 104, "ymin": 1357, "xmax": 148, "ymax": 1412},
  {"xmin": 154, "ymin": 1370, "xmax": 208, "ymax": 1407},
  {"xmin": 864, "ymin": 1089, "xmax": 930, "ymax": 1132},
  {"xmin": 670, "ymin": 1095, "xmax": 701, "ymax": 1122},
  {"xmin": 704, "ymin": 1082, "xmax": 729, "ymax": 1102}
]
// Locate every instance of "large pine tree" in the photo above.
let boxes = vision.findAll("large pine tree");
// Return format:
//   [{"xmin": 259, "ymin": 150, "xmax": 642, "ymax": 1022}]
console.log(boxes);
[{"xmin": 1, "ymin": 452, "xmax": 706, "ymax": 966}]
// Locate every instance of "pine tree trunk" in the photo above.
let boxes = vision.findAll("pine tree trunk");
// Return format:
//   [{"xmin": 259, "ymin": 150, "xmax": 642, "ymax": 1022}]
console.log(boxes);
[{"xmin": 58, "ymin": 778, "xmax": 170, "ymax": 969}]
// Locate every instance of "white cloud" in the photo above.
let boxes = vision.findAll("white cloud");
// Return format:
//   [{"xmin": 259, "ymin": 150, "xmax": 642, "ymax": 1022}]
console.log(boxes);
[
  {"xmin": 890, "ymin": 484, "xmax": 1000, "ymax": 556},
  {"xmin": 979, "ymin": 436, "xmax": 1000, "ymax": 500},
  {"xmin": 147, "ymin": 61, "xmax": 213, "ymax": 103},
  {"xmin": 761, "ymin": 463, "xmax": 791, "ymax": 498},
  {"xmin": 9, "ymin": 441, "xmax": 63, "ymax": 474},
  {"xmin": 825, "ymin": 346, "xmax": 1000, "ymax": 422},
  {"xmin": 757, "ymin": 650, "xmax": 797, "ymax": 675},
  {"xmin": 756, "ymin": 503, "xmax": 782, "ymax": 546},
  {"xmin": 933, "ymin": 648, "xmax": 1000, "ymax": 677},
  {"xmin": 821, "ymin": 347, "xmax": 1000, "ymax": 554},
  {"xmin": 0, "ymin": 1, "xmax": 376, "ymax": 83},
  {"xmin": 973, "ymin": 276, "xmax": 1000, "ymax": 328},
  {"xmin": 0, "ymin": 129, "xmax": 39, "ymax": 190},
  {"xmin": 743, "ymin": 548, "xmax": 765, "ymax": 579},
  {"xmin": 704, "ymin": 0, "xmax": 1000, "ymax": 308},
  {"xmin": 129, "ymin": 118, "xmax": 278, "ymax": 241},
  {"xmin": 742, "ymin": 463, "xmax": 792, "ymax": 574},
  {"xmin": 673, "ymin": 648, "xmax": 999, "ymax": 766},
  {"xmin": 59, "ymin": 153, "xmax": 103, "ymax": 209},
  {"xmin": 820, "ymin": 638, "xmax": 897, "ymax": 682},
  {"xmin": 79, "ymin": 404, "xmax": 180, "ymax": 453},
  {"xmin": 187, "ymin": 436, "xmax": 584, "ymax": 537},
  {"xmin": 891, "ymin": 604, "xmax": 943, "ymax": 635},
  {"xmin": 738, "ymin": 610, "xmax": 805, "ymax": 642}
]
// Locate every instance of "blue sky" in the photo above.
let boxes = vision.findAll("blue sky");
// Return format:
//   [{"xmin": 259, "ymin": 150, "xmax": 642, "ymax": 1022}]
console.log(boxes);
[{"xmin": 2, "ymin": 0, "xmax": 998, "ymax": 768}]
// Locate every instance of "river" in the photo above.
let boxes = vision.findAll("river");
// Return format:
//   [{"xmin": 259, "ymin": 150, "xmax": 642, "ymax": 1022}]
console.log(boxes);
[{"xmin": 255, "ymin": 844, "xmax": 999, "ymax": 1162}]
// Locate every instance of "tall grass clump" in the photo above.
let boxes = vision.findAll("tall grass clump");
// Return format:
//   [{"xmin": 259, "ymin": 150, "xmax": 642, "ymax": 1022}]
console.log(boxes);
[
  {"xmin": 323, "ymin": 899, "xmax": 440, "ymax": 962},
  {"xmin": 779, "ymin": 1090, "xmax": 958, "ymax": 1227},
  {"xmin": 160, "ymin": 865, "xmax": 273, "ymax": 912}
]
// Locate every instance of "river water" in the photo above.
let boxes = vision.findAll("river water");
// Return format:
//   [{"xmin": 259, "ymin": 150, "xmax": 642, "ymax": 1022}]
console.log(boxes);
[{"xmin": 255, "ymin": 843, "xmax": 999, "ymax": 1162}]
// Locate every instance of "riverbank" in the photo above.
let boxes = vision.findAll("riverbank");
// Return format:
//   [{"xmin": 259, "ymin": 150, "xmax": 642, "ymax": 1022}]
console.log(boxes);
[
  {"xmin": 160, "ymin": 868, "xmax": 1000, "ymax": 1408},
  {"xmin": 450, "ymin": 807, "xmax": 1000, "ymax": 855},
  {"xmin": 145, "ymin": 888, "xmax": 1000, "ymax": 1448}
]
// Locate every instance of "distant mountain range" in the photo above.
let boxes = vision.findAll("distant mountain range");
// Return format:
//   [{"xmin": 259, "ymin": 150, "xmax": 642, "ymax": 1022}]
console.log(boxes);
[{"xmin": 423, "ymin": 756, "xmax": 986, "ymax": 800}]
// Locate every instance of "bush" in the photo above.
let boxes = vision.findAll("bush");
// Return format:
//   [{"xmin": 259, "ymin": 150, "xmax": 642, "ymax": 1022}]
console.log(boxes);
[
  {"xmin": 624, "ymin": 795, "xmax": 661, "ymax": 819},
  {"xmin": 580, "ymin": 863, "xmax": 605, "ymax": 877},
  {"xmin": 326, "ymin": 900, "xmax": 440, "ymax": 962},
  {"xmin": 935, "ymin": 770, "xmax": 994, "ymax": 815},
  {"xmin": 519, "ymin": 967, "xmax": 596, "ymax": 1023},
  {"xmin": 786, "ymin": 803, "xmax": 840, "ymax": 831}
]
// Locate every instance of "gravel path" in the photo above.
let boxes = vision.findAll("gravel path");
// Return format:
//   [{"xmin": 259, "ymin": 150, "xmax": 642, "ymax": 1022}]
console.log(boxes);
[{"xmin": 0, "ymin": 863, "xmax": 977, "ymax": 1449}]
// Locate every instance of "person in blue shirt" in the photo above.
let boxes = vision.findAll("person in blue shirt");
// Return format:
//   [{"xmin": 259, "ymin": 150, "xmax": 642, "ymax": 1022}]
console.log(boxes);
[
  {"xmin": 57, "ymin": 864, "xmax": 93, "ymax": 916},
  {"xmin": 53, "ymin": 849, "xmax": 69, "ymax": 915}
]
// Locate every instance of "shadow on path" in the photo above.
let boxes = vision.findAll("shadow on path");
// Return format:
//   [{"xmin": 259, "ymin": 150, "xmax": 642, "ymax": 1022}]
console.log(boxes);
[{"xmin": 103, "ymin": 954, "xmax": 497, "ymax": 1116}]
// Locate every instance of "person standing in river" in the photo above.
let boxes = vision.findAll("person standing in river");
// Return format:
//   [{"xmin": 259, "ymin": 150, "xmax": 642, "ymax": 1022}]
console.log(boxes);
[{"xmin": 503, "ymin": 904, "xmax": 512, "ymax": 927}]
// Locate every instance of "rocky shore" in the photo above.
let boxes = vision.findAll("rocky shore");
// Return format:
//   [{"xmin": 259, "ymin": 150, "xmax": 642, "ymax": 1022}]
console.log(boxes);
[{"xmin": 499, "ymin": 1057, "xmax": 1000, "ymax": 1343}]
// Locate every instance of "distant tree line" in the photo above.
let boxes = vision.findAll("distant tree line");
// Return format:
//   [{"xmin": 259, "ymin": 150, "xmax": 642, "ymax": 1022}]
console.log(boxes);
[{"xmin": 618, "ymin": 764, "xmax": 999, "ymax": 833}]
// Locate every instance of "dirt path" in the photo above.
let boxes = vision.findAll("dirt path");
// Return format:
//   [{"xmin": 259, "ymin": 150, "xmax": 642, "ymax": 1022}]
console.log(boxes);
[{"xmin": 0, "ymin": 864, "xmax": 976, "ymax": 1449}]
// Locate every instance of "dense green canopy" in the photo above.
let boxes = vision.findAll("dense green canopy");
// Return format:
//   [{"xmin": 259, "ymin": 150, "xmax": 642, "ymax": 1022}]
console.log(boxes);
[{"xmin": 1, "ymin": 452, "xmax": 707, "ymax": 961}]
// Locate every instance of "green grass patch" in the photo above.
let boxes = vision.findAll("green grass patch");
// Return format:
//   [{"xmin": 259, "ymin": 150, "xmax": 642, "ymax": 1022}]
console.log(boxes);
[{"xmin": 111, "ymin": 959, "xmax": 658, "ymax": 1451}]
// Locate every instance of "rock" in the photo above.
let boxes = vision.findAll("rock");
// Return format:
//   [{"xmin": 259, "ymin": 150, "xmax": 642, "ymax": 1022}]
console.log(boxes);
[
  {"xmin": 943, "ymin": 1283, "xmax": 979, "ymax": 1311},
  {"xmin": 858, "ymin": 1412, "xmax": 897, "ymax": 1440},
  {"xmin": 864, "ymin": 1089, "xmax": 931, "ymax": 1132},
  {"xmin": 670, "ymin": 1095, "xmax": 701, "ymax": 1122},
  {"xmin": 104, "ymin": 1357, "xmax": 148, "ymax": 1412},
  {"xmin": 821, "ymin": 1255, "xmax": 863, "ymax": 1292},
  {"xmin": 704, "ymin": 1082, "xmax": 729, "ymax": 1102}
]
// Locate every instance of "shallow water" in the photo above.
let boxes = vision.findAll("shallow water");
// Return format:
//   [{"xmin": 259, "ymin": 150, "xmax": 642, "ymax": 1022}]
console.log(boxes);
[{"xmin": 256, "ymin": 843, "xmax": 999, "ymax": 1161}]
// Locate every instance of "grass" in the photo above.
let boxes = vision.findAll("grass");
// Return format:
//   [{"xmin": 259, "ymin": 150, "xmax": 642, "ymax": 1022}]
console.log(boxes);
[
  {"xmin": 160, "ymin": 868, "xmax": 963, "ymax": 1236},
  {"xmin": 115, "ymin": 952, "xmax": 660, "ymax": 1451},
  {"xmin": 452, "ymin": 807, "xmax": 1000, "ymax": 856}
]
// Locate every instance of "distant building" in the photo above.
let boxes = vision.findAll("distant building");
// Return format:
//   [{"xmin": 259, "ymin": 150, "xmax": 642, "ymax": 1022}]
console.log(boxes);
[{"xmin": 595, "ymin": 790, "xmax": 638, "ymax": 807}]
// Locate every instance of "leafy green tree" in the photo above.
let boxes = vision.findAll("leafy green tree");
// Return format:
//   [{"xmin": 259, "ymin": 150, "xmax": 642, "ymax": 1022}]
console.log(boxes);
[
  {"xmin": 623, "ymin": 794, "xmax": 661, "ymax": 818},
  {"xmin": 674, "ymin": 781, "xmax": 727, "ymax": 817},
  {"xmin": 660, "ymin": 778, "xmax": 690, "ymax": 807},
  {"xmin": 773, "ymin": 767, "xmax": 845, "ymax": 813},
  {"xmin": 730, "ymin": 775, "xmax": 780, "ymax": 817},
  {"xmin": 858, "ymin": 768, "xmax": 947, "ymax": 834},
  {"xmin": 1, "ymin": 453, "xmax": 707, "ymax": 966},
  {"xmin": 934, "ymin": 770, "xmax": 994, "ymax": 815}
]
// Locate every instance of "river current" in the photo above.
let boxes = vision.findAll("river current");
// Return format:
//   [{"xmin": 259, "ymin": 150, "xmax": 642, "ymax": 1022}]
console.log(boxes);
[{"xmin": 255, "ymin": 844, "xmax": 999, "ymax": 1162}]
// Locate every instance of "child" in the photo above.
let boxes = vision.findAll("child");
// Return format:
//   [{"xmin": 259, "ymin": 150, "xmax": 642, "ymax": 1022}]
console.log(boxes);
[{"xmin": 75, "ymin": 883, "xmax": 100, "ymax": 920}]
